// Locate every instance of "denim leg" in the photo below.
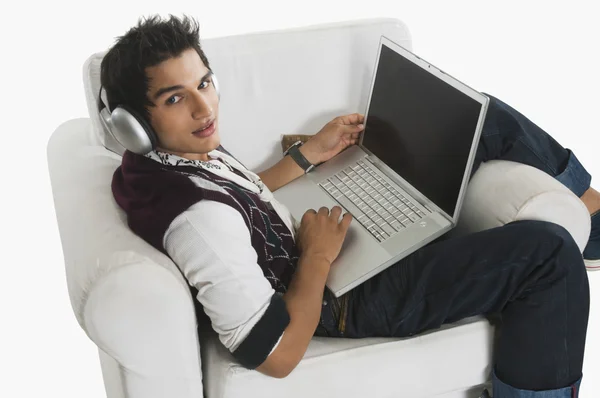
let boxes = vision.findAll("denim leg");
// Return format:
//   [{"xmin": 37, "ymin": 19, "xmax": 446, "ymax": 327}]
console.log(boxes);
[
  {"xmin": 470, "ymin": 94, "xmax": 592, "ymax": 197},
  {"xmin": 493, "ymin": 370, "xmax": 582, "ymax": 398},
  {"xmin": 319, "ymin": 220, "xmax": 590, "ymax": 392}
]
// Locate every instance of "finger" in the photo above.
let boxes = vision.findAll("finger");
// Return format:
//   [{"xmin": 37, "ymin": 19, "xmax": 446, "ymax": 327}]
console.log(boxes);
[
  {"xmin": 340, "ymin": 212, "xmax": 353, "ymax": 230},
  {"xmin": 330, "ymin": 206, "xmax": 343, "ymax": 220},
  {"xmin": 342, "ymin": 123, "xmax": 364, "ymax": 134},
  {"xmin": 339, "ymin": 113, "xmax": 365, "ymax": 125},
  {"xmin": 318, "ymin": 206, "xmax": 330, "ymax": 216},
  {"xmin": 346, "ymin": 113, "xmax": 363, "ymax": 124},
  {"xmin": 301, "ymin": 208, "xmax": 316, "ymax": 223},
  {"xmin": 302, "ymin": 207, "xmax": 316, "ymax": 216}
]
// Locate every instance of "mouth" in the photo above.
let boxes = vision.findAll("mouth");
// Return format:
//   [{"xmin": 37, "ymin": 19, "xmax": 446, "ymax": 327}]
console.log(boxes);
[
  {"xmin": 193, "ymin": 119, "xmax": 215, "ymax": 133},
  {"xmin": 192, "ymin": 120, "xmax": 216, "ymax": 138}
]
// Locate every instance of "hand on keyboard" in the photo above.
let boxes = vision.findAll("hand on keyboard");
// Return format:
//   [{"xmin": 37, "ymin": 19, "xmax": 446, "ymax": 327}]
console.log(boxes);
[{"xmin": 296, "ymin": 206, "xmax": 353, "ymax": 267}]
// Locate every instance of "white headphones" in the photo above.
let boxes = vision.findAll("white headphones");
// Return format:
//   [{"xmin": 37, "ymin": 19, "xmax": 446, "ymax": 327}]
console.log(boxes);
[{"xmin": 98, "ymin": 71, "xmax": 220, "ymax": 155}]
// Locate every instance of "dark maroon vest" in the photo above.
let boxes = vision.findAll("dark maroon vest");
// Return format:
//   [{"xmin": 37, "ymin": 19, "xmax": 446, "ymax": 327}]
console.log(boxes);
[{"xmin": 111, "ymin": 148, "xmax": 300, "ymax": 293}]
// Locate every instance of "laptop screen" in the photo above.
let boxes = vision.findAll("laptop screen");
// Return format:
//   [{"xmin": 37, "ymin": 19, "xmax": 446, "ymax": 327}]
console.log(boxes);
[{"xmin": 362, "ymin": 43, "xmax": 483, "ymax": 218}]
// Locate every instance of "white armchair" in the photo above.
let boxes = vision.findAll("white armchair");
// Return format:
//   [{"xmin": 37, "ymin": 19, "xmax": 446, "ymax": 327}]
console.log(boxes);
[{"xmin": 47, "ymin": 18, "xmax": 591, "ymax": 398}]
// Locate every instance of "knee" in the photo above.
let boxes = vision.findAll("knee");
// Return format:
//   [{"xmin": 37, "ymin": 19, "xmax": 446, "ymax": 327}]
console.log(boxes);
[
  {"xmin": 480, "ymin": 92, "xmax": 511, "ymax": 118},
  {"xmin": 510, "ymin": 220, "xmax": 582, "ymax": 260}
]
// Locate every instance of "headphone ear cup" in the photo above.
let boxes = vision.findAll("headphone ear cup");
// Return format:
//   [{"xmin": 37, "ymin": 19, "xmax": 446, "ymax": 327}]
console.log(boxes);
[
  {"xmin": 110, "ymin": 104, "xmax": 158, "ymax": 155},
  {"xmin": 211, "ymin": 72, "xmax": 221, "ymax": 101},
  {"xmin": 119, "ymin": 105, "xmax": 158, "ymax": 146}
]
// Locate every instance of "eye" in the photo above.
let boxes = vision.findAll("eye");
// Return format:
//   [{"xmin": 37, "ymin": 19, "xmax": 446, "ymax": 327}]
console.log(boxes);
[
  {"xmin": 199, "ymin": 79, "xmax": 211, "ymax": 89},
  {"xmin": 166, "ymin": 95, "xmax": 181, "ymax": 105},
  {"xmin": 165, "ymin": 80, "xmax": 212, "ymax": 105}
]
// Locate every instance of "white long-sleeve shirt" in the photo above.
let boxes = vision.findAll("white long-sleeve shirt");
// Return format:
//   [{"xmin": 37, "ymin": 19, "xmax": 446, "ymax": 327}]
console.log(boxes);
[
  {"xmin": 147, "ymin": 148, "xmax": 299, "ymax": 362},
  {"xmin": 163, "ymin": 200, "xmax": 286, "ymax": 354}
]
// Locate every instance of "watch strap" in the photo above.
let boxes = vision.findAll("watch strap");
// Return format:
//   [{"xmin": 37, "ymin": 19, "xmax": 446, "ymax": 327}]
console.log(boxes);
[{"xmin": 284, "ymin": 140, "xmax": 315, "ymax": 173}]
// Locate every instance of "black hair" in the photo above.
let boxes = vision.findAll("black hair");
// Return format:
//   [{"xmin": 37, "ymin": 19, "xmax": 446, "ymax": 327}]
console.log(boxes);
[{"xmin": 98, "ymin": 14, "xmax": 211, "ymax": 122}]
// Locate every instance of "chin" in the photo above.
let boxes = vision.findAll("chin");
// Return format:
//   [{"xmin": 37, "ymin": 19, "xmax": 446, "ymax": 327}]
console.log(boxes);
[{"xmin": 190, "ymin": 133, "xmax": 220, "ymax": 155}]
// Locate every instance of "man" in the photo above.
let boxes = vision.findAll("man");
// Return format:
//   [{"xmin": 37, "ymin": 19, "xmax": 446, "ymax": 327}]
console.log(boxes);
[{"xmin": 106, "ymin": 14, "xmax": 595, "ymax": 397}]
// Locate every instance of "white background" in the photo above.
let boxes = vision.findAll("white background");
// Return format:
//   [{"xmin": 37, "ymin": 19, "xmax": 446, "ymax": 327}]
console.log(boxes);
[{"xmin": 1, "ymin": 0, "xmax": 599, "ymax": 396}]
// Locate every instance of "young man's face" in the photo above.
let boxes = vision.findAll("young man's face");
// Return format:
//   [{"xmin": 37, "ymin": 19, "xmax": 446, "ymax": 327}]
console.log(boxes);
[{"xmin": 146, "ymin": 48, "xmax": 220, "ymax": 161}]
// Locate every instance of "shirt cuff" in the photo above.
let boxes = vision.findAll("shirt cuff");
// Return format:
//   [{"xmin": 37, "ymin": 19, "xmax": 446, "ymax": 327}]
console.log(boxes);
[{"xmin": 231, "ymin": 293, "xmax": 290, "ymax": 369}]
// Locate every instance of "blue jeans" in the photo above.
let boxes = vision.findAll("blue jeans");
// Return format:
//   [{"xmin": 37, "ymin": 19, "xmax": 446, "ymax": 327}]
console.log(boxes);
[
  {"xmin": 471, "ymin": 94, "xmax": 592, "ymax": 197},
  {"xmin": 315, "ymin": 95, "xmax": 591, "ymax": 397}
]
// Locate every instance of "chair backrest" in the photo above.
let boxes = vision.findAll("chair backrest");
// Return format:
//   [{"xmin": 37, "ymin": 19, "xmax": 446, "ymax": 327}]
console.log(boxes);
[{"xmin": 83, "ymin": 18, "xmax": 411, "ymax": 171}]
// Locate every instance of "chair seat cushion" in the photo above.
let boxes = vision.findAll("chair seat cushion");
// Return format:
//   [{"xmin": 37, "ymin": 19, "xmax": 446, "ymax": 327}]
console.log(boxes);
[{"xmin": 201, "ymin": 316, "xmax": 493, "ymax": 398}]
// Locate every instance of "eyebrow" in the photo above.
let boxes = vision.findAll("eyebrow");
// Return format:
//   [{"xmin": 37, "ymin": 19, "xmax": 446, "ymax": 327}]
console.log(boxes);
[{"xmin": 152, "ymin": 71, "xmax": 213, "ymax": 100}]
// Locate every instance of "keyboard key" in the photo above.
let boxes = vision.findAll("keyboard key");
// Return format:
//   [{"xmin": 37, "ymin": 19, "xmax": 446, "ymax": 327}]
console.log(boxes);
[
  {"xmin": 396, "ymin": 215, "xmax": 407, "ymax": 224},
  {"xmin": 335, "ymin": 192, "xmax": 365, "ymax": 219},
  {"xmin": 408, "ymin": 212, "xmax": 420, "ymax": 221},
  {"xmin": 381, "ymin": 223, "xmax": 395, "ymax": 235},
  {"xmin": 391, "ymin": 220, "xmax": 404, "ymax": 231},
  {"xmin": 330, "ymin": 177, "xmax": 343, "ymax": 186}
]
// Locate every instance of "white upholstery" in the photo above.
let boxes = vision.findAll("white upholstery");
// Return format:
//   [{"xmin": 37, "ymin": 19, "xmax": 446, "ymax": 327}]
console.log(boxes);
[{"xmin": 48, "ymin": 18, "xmax": 591, "ymax": 398}]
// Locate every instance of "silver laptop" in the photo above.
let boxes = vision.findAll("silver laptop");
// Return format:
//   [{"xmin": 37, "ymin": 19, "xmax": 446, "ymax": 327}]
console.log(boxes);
[{"xmin": 273, "ymin": 35, "xmax": 490, "ymax": 298}]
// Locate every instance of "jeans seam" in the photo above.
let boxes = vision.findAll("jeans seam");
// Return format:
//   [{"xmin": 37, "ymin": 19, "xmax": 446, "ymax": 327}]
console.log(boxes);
[
  {"xmin": 517, "ymin": 136, "xmax": 558, "ymax": 175},
  {"xmin": 482, "ymin": 131, "xmax": 501, "ymax": 138},
  {"xmin": 563, "ymin": 272, "xmax": 571, "ymax": 387},
  {"xmin": 556, "ymin": 151, "xmax": 592, "ymax": 197}
]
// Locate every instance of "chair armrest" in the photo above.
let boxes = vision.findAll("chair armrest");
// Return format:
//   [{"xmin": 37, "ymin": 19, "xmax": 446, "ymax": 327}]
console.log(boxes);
[
  {"xmin": 455, "ymin": 160, "xmax": 591, "ymax": 252},
  {"xmin": 84, "ymin": 255, "xmax": 204, "ymax": 398},
  {"xmin": 47, "ymin": 118, "xmax": 205, "ymax": 398}
]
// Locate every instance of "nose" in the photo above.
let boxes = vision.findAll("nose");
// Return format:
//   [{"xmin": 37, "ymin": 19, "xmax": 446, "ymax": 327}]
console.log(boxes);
[{"xmin": 190, "ymin": 90, "xmax": 214, "ymax": 119}]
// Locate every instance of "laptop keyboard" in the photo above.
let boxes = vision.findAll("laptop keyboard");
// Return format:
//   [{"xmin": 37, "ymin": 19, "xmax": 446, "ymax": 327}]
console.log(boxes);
[{"xmin": 319, "ymin": 159, "xmax": 427, "ymax": 242}]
